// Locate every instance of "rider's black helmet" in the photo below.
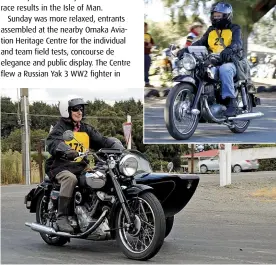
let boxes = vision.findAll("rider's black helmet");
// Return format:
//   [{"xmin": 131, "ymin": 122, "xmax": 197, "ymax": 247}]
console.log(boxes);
[{"xmin": 210, "ymin": 2, "xmax": 233, "ymax": 29}]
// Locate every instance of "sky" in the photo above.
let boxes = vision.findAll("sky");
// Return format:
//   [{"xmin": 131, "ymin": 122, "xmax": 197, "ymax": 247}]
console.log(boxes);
[
  {"xmin": 0, "ymin": 87, "xmax": 143, "ymax": 105},
  {"xmin": 145, "ymin": 0, "xmax": 211, "ymax": 23}
]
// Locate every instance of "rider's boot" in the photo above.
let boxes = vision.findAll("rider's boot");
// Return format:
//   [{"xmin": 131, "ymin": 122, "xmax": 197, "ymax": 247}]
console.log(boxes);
[
  {"xmin": 68, "ymin": 197, "xmax": 78, "ymax": 227},
  {"xmin": 56, "ymin": 196, "xmax": 74, "ymax": 233},
  {"xmin": 225, "ymin": 98, "xmax": 238, "ymax": 117}
]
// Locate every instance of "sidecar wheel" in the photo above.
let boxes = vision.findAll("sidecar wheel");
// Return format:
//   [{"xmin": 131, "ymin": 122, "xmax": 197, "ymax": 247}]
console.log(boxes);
[
  {"xmin": 116, "ymin": 192, "xmax": 166, "ymax": 261},
  {"xmin": 165, "ymin": 216, "xmax": 174, "ymax": 238},
  {"xmin": 36, "ymin": 194, "xmax": 68, "ymax": 246},
  {"xmin": 164, "ymin": 83, "xmax": 199, "ymax": 140}
]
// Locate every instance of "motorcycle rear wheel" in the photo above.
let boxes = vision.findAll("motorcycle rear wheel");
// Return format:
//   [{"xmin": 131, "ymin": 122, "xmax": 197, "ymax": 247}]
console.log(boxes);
[
  {"xmin": 116, "ymin": 192, "xmax": 166, "ymax": 261},
  {"xmin": 164, "ymin": 83, "xmax": 199, "ymax": 140},
  {"xmin": 229, "ymin": 92, "xmax": 252, "ymax": 133},
  {"xmin": 36, "ymin": 194, "xmax": 68, "ymax": 246}
]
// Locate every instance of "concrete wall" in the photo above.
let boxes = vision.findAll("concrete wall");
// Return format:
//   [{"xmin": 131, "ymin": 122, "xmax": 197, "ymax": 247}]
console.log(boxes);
[{"xmin": 230, "ymin": 147, "xmax": 276, "ymax": 161}]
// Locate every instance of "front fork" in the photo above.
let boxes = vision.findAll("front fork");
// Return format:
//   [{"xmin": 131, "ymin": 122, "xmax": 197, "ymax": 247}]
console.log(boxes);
[
  {"xmin": 108, "ymin": 167, "xmax": 133, "ymax": 224},
  {"xmin": 191, "ymin": 80, "xmax": 204, "ymax": 113}
]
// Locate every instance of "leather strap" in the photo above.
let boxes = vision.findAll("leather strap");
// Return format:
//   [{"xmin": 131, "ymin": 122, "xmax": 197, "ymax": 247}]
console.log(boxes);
[{"xmin": 215, "ymin": 29, "xmax": 226, "ymax": 49}]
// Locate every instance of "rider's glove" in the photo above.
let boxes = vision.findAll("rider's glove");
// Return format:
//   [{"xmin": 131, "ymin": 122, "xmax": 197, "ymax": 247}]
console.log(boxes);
[
  {"xmin": 64, "ymin": 149, "xmax": 79, "ymax": 161},
  {"xmin": 177, "ymin": 47, "xmax": 189, "ymax": 59},
  {"xmin": 220, "ymin": 48, "xmax": 232, "ymax": 63}
]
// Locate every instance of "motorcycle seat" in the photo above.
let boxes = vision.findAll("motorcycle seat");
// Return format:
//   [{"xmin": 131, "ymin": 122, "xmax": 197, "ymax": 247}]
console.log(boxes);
[
  {"xmin": 44, "ymin": 174, "xmax": 51, "ymax": 183},
  {"xmin": 44, "ymin": 174, "xmax": 60, "ymax": 188}
]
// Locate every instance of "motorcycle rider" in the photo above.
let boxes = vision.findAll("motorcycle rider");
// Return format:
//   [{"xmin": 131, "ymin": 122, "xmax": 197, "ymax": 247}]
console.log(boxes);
[
  {"xmin": 45, "ymin": 97, "xmax": 124, "ymax": 233},
  {"xmin": 178, "ymin": 2, "xmax": 243, "ymax": 117},
  {"xmin": 249, "ymin": 52, "xmax": 259, "ymax": 67}
]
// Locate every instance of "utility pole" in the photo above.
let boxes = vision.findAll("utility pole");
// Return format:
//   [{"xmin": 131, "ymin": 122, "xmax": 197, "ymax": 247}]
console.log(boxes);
[
  {"xmin": 21, "ymin": 88, "xmax": 31, "ymax": 185},
  {"xmin": 127, "ymin": 115, "xmax": 131, "ymax": 150},
  {"xmin": 219, "ymin": 143, "xmax": 232, "ymax": 186},
  {"xmin": 191, "ymin": 144, "xmax": 195, "ymax": 173},
  {"xmin": 38, "ymin": 140, "xmax": 43, "ymax": 182}
]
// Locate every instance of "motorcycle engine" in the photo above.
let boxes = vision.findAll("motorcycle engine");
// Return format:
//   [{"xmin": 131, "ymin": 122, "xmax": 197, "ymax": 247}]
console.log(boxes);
[
  {"xmin": 204, "ymin": 84, "xmax": 215, "ymax": 101},
  {"xmin": 85, "ymin": 171, "xmax": 106, "ymax": 189},
  {"xmin": 75, "ymin": 193, "xmax": 99, "ymax": 232},
  {"xmin": 209, "ymin": 103, "xmax": 227, "ymax": 118}
]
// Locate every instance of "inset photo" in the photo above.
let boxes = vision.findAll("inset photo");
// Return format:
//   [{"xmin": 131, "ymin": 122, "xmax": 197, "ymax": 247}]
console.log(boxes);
[{"xmin": 144, "ymin": 1, "xmax": 276, "ymax": 143}]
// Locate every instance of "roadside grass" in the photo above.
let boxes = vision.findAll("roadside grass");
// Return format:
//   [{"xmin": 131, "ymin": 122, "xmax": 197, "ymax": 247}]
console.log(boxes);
[
  {"xmin": 251, "ymin": 187, "xmax": 276, "ymax": 201},
  {"xmin": 1, "ymin": 150, "xmax": 41, "ymax": 185}
]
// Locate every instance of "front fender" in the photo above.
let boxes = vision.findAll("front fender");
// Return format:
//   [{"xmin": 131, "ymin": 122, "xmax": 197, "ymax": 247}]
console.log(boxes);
[
  {"xmin": 172, "ymin": 75, "xmax": 197, "ymax": 88},
  {"xmin": 123, "ymin": 184, "xmax": 153, "ymax": 198}
]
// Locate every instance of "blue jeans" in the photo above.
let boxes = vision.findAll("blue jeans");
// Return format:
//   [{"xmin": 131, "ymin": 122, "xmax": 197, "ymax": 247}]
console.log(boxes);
[
  {"xmin": 145, "ymin": 54, "xmax": 151, "ymax": 84},
  {"xmin": 211, "ymin": 63, "xmax": 237, "ymax": 99}
]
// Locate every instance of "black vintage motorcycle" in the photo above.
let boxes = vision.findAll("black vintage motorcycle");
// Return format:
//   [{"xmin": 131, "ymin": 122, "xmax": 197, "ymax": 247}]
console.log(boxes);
[
  {"xmin": 164, "ymin": 45, "xmax": 264, "ymax": 140},
  {"xmin": 25, "ymin": 130, "xmax": 200, "ymax": 260}
]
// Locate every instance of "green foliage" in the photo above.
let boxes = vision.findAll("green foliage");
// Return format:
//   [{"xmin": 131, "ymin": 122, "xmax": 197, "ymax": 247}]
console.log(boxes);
[
  {"xmin": 145, "ymin": 144, "xmax": 189, "ymax": 171},
  {"xmin": 151, "ymin": 160, "xmax": 169, "ymax": 172},
  {"xmin": 29, "ymin": 101, "xmax": 59, "ymax": 131},
  {"xmin": 1, "ymin": 150, "xmax": 23, "ymax": 184},
  {"xmin": 251, "ymin": 11, "xmax": 276, "ymax": 49},
  {"xmin": 1, "ymin": 129, "xmax": 48, "ymax": 152},
  {"xmin": 1, "ymin": 97, "xmax": 20, "ymax": 138},
  {"xmin": 1, "ymin": 129, "xmax": 22, "ymax": 152},
  {"xmin": 31, "ymin": 152, "xmax": 50, "ymax": 165}
]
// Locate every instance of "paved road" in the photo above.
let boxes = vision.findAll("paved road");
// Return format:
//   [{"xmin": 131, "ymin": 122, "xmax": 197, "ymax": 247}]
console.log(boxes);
[
  {"xmin": 144, "ymin": 96, "xmax": 276, "ymax": 143},
  {"xmin": 1, "ymin": 171, "xmax": 276, "ymax": 264}
]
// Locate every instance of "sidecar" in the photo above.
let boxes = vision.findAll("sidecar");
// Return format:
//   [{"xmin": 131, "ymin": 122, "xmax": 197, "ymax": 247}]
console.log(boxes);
[{"xmin": 135, "ymin": 172, "xmax": 200, "ymax": 237}]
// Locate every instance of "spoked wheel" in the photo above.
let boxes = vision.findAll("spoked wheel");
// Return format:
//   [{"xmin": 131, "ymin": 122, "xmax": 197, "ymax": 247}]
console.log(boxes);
[
  {"xmin": 228, "ymin": 90, "xmax": 252, "ymax": 133},
  {"xmin": 116, "ymin": 192, "xmax": 166, "ymax": 261},
  {"xmin": 36, "ymin": 194, "xmax": 68, "ymax": 246},
  {"xmin": 164, "ymin": 83, "xmax": 199, "ymax": 140}
]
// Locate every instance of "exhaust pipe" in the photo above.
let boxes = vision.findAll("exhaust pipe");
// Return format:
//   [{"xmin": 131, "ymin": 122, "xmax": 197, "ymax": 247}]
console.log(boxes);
[
  {"xmin": 228, "ymin": 112, "xmax": 264, "ymax": 121},
  {"xmin": 204, "ymin": 99, "xmax": 264, "ymax": 122},
  {"xmin": 25, "ymin": 222, "xmax": 57, "ymax": 235},
  {"xmin": 203, "ymin": 98, "xmax": 224, "ymax": 123},
  {"xmin": 25, "ymin": 209, "xmax": 108, "ymax": 238}
]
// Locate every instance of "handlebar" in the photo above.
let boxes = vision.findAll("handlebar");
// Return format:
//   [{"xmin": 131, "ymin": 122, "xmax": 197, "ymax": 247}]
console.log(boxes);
[{"xmin": 74, "ymin": 149, "xmax": 120, "ymax": 165}]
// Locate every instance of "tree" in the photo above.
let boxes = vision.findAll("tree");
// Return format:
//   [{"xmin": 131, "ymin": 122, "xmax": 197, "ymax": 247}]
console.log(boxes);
[
  {"xmin": 29, "ymin": 101, "xmax": 59, "ymax": 131},
  {"xmin": 1, "ymin": 129, "xmax": 49, "ymax": 152},
  {"xmin": 251, "ymin": 11, "xmax": 276, "ymax": 48},
  {"xmin": 1, "ymin": 97, "xmax": 20, "ymax": 138}
]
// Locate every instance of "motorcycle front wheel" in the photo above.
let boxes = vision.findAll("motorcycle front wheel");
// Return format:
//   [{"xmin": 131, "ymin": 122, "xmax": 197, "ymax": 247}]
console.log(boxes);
[
  {"xmin": 164, "ymin": 83, "xmax": 199, "ymax": 140},
  {"xmin": 116, "ymin": 192, "xmax": 166, "ymax": 261},
  {"xmin": 36, "ymin": 194, "xmax": 68, "ymax": 246}
]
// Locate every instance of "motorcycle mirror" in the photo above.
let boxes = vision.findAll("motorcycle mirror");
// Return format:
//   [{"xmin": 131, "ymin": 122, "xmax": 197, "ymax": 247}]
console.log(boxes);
[
  {"xmin": 167, "ymin": 162, "xmax": 174, "ymax": 173},
  {"xmin": 63, "ymin": 130, "xmax": 74, "ymax": 141}
]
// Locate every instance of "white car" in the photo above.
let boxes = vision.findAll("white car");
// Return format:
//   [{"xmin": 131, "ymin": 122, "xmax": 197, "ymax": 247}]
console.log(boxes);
[{"xmin": 197, "ymin": 156, "xmax": 259, "ymax": 173}]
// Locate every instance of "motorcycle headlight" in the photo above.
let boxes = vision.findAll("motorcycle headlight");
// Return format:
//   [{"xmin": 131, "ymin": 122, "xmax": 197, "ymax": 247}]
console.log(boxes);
[
  {"xmin": 181, "ymin": 53, "xmax": 196, "ymax": 70},
  {"xmin": 119, "ymin": 154, "xmax": 138, "ymax": 177}
]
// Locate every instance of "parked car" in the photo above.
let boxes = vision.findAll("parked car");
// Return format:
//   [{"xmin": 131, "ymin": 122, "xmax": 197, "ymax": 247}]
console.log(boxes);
[{"xmin": 197, "ymin": 156, "xmax": 259, "ymax": 173}]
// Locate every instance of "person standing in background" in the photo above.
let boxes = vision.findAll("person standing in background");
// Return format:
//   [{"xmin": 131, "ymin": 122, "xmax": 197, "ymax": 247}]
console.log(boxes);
[
  {"xmin": 144, "ymin": 22, "xmax": 155, "ymax": 87},
  {"xmin": 184, "ymin": 22, "xmax": 203, "ymax": 48}
]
